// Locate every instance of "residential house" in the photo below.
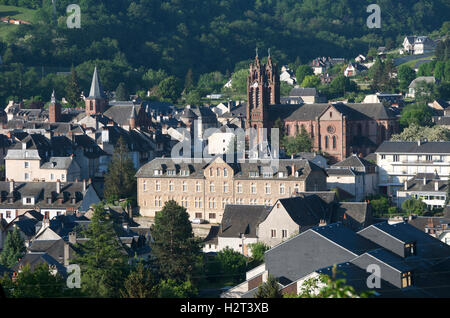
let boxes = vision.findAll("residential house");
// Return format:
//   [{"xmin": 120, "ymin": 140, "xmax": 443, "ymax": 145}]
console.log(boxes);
[
  {"xmin": 402, "ymin": 36, "xmax": 436, "ymax": 55},
  {"xmin": 217, "ymin": 205, "xmax": 270, "ymax": 256},
  {"xmin": 0, "ymin": 180, "xmax": 101, "ymax": 223},
  {"xmin": 407, "ymin": 76, "xmax": 437, "ymax": 98},
  {"xmin": 223, "ymin": 222, "xmax": 450, "ymax": 298},
  {"xmin": 397, "ymin": 173, "xmax": 448, "ymax": 209},
  {"xmin": 327, "ymin": 154, "xmax": 378, "ymax": 201},
  {"xmin": 344, "ymin": 63, "xmax": 367, "ymax": 77},
  {"xmin": 375, "ymin": 140, "xmax": 450, "ymax": 197}
]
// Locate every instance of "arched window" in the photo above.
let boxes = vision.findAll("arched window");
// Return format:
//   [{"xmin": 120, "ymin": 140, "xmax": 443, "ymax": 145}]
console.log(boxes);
[
  {"xmin": 325, "ymin": 136, "xmax": 329, "ymax": 149},
  {"xmin": 332, "ymin": 136, "xmax": 337, "ymax": 149}
]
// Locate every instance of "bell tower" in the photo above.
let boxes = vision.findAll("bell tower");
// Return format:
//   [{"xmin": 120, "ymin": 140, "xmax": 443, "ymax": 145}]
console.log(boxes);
[
  {"xmin": 85, "ymin": 66, "xmax": 108, "ymax": 115},
  {"xmin": 246, "ymin": 49, "xmax": 279, "ymax": 131}
]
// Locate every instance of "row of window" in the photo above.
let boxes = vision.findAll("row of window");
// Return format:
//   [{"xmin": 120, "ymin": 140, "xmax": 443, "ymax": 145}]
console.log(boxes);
[
  {"xmin": 270, "ymin": 229, "xmax": 288, "ymax": 239},
  {"xmin": 153, "ymin": 168, "xmax": 299, "ymax": 179},
  {"xmin": 381, "ymin": 154, "xmax": 446, "ymax": 162},
  {"xmin": 23, "ymin": 173, "xmax": 66, "ymax": 181},
  {"xmin": 144, "ymin": 180, "xmax": 299, "ymax": 194},
  {"xmin": 144, "ymin": 197, "xmax": 273, "ymax": 208},
  {"xmin": 324, "ymin": 135, "xmax": 337, "ymax": 149}
]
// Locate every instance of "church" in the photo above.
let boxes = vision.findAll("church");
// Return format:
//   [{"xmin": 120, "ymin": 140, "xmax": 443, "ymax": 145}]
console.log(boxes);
[{"xmin": 245, "ymin": 52, "xmax": 400, "ymax": 163}]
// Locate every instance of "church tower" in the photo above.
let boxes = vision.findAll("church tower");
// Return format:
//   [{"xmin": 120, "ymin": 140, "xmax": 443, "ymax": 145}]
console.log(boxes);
[
  {"xmin": 48, "ymin": 90, "xmax": 61, "ymax": 123},
  {"xmin": 246, "ymin": 49, "xmax": 280, "ymax": 132},
  {"xmin": 85, "ymin": 66, "xmax": 108, "ymax": 115}
]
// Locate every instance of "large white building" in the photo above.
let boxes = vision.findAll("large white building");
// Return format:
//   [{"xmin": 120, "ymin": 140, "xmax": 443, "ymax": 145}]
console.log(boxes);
[{"xmin": 376, "ymin": 141, "xmax": 450, "ymax": 198}]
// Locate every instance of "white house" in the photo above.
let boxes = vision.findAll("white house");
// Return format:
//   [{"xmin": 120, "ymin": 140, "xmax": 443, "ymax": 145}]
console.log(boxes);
[{"xmin": 376, "ymin": 140, "xmax": 450, "ymax": 198}]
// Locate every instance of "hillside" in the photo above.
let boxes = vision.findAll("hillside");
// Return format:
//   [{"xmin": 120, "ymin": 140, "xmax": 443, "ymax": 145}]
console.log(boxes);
[
  {"xmin": 0, "ymin": 0, "xmax": 448, "ymax": 105},
  {"xmin": 0, "ymin": 4, "xmax": 36, "ymax": 40}
]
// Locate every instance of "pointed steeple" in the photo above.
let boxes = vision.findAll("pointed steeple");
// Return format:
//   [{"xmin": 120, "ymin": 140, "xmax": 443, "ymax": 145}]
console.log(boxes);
[
  {"xmin": 88, "ymin": 66, "xmax": 106, "ymax": 99},
  {"xmin": 130, "ymin": 104, "xmax": 137, "ymax": 119},
  {"xmin": 51, "ymin": 89, "xmax": 56, "ymax": 104}
]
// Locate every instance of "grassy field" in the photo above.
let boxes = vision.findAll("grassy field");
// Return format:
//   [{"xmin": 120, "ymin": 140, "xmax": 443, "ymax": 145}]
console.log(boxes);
[{"xmin": 0, "ymin": 5, "xmax": 37, "ymax": 40}]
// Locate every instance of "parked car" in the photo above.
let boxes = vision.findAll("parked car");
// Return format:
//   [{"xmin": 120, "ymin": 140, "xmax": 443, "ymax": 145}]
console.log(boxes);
[{"xmin": 192, "ymin": 218, "xmax": 206, "ymax": 224}]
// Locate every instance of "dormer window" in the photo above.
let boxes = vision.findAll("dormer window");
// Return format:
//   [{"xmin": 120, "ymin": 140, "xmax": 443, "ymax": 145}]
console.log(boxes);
[
  {"xmin": 405, "ymin": 242, "xmax": 416, "ymax": 257},
  {"xmin": 278, "ymin": 172, "xmax": 285, "ymax": 178},
  {"xmin": 249, "ymin": 171, "xmax": 259, "ymax": 178},
  {"xmin": 263, "ymin": 172, "xmax": 272, "ymax": 178},
  {"xmin": 154, "ymin": 169, "xmax": 162, "ymax": 176},
  {"xmin": 167, "ymin": 169, "xmax": 176, "ymax": 176},
  {"xmin": 401, "ymin": 272, "xmax": 412, "ymax": 288}
]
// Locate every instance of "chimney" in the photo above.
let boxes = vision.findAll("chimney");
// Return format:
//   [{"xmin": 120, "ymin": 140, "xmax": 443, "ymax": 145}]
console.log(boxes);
[
  {"xmin": 291, "ymin": 163, "xmax": 296, "ymax": 176},
  {"xmin": 404, "ymin": 180, "xmax": 408, "ymax": 191},
  {"xmin": 68, "ymin": 232, "xmax": 77, "ymax": 245},
  {"xmin": 101, "ymin": 127, "xmax": 109, "ymax": 143},
  {"xmin": 56, "ymin": 179, "xmax": 61, "ymax": 194},
  {"xmin": 83, "ymin": 179, "xmax": 87, "ymax": 192},
  {"xmin": 418, "ymin": 140, "xmax": 421, "ymax": 146},
  {"xmin": 423, "ymin": 177, "xmax": 427, "ymax": 185},
  {"xmin": 319, "ymin": 219, "xmax": 326, "ymax": 226},
  {"xmin": 9, "ymin": 179, "xmax": 15, "ymax": 193},
  {"xmin": 127, "ymin": 203, "xmax": 133, "ymax": 220},
  {"xmin": 435, "ymin": 181, "xmax": 439, "ymax": 191},
  {"xmin": 64, "ymin": 242, "xmax": 70, "ymax": 266}
]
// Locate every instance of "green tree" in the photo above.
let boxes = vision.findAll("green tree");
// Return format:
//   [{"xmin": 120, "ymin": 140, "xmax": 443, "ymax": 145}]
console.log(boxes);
[
  {"xmin": 301, "ymin": 75, "xmax": 320, "ymax": 88},
  {"xmin": 249, "ymin": 242, "xmax": 270, "ymax": 264},
  {"xmin": 121, "ymin": 261, "xmax": 158, "ymax": 298},
  {"xmin": 399, "ymin": 103, "xmax": 433, "ymax": 128},
  {"xmin": 184, "ymin": 68, "xmax": 194, "ymax": 92},
  {"xmin": 73, "ymin": 203, "xmax": 129, "ymax": 298},
  {"xmin": 0, "ymin": 263, "xmax": 71, "ymax": 298},
  {"xmin": 65, "ymin": 67, "xmax": 82, "ymax": 106},
  {"xmin": 290, "ymin": 264, "xmax": 373, "ymax": 298},
  {"xmin": 329, "ymin": 74, "xmax": 357, "ymax": 96},
  {"xmin": 401, "ymin": 197, "xmax": 427, "ymax": 216},
  {"xmin": 283, "ymin": 126, "xmax": 312, "ymax": 156},
  {"xmin": 255, "ymin": 274, "xmax": 282, "ymax": 298},
  {"xmin": 158, "ymin": 279, "xmax": 198, "ymax": 298},
  {"xmin": 391, "ymin": 124, "xmax": 450, "ymax": 141},
  {"xmin": 229, "ymin": 69, "xmax": 249, "ymax": 95},
  {"xmin": 157, "ymin": 76, "xmax": 182, "ymax": 103},
  {"xmin": 115, "ymin": 82, "xmax": 129, "ymax": 101},
  {"xmin": 143, "ymin": 69, "xmax": 168, "ymax": 90},
  {"xmin": 150, "ymin": 200, "xmax": 202, "ymax": 282},
  {"xmin": 104, "ymin": 136, "xmax": 136, "ymax": 203},
  {"xmin": 185, "ymin": 89, "xmax": 202, "ymax": 105},
  {"xmin": 0, "ymin": 227, "xmax": 26, "ymax": 268},
  {"xmin": 295, "ymin": 65, "xmax": 313, "ymax": 86},
  {"xmin": 398, "ymin": 65, "xmax": 416, "ymax": 92},
  {"xmin": 369, "ymin": 196, "xmax": 390, "ymax": 216},
  {"xmin": 216, "ymin": 247, "xmax": 247, "ymax": 284}
]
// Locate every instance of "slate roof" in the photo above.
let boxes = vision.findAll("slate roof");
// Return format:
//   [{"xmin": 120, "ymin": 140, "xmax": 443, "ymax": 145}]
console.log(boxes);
[
  {"xmin": 289, "ymin": 87, "xmax": 317, "ymax": 97},
  {"xmin": 0, "ymin": 181, "xmax": 95, "ymax": 210},
  {"xmin": 376, "ymin": 141, "xmax": 450, "ymax": 154},
  {"xmin": 13, "ymin": 252, "xmax": 67, "ymax": 275},
  {"xmin": 409, "ymin": 76, "xmax": 436, "ymax": 88},
  {"xmin": 331, "ymin": 202, "xmax": 372, "ymax": 231},
  {"xmin": 220, "ymin": 205, "xmax": 270, "ymax": 238},
  {"xmin": 312, "ymin": 223, "xmax": 378, "ymax": 255},
  {"xmin": 204, "ymin": 225, "xmax": 219, "ymax": 245},
  {"xmin": 332, "ymin": 154, "xmax": 377, "ymax": 171},
  {"xmin": 136, "ymin": 157, "xmax": 324, "ymax": 181},
  {"xmin": 278, "ymin": 194, "xmax": 334, "ymax": 227},
  {"xmin": 268, "ymin": 102, "xmax": 396, "ymax": 122},
  {"xmin": 103, "ymin": 104, "xmax": 142, "ymax": 126},
  {"xmin": 40, "ymin": 157, "xmax": 76, "ymax": 170},
  {"xmin": 402, "ymin": 175, "xmax": 448, "ymax": 192},
  {"xmin": 326, "ymin": 167, "xmax": 355, "ymax": 176}
]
